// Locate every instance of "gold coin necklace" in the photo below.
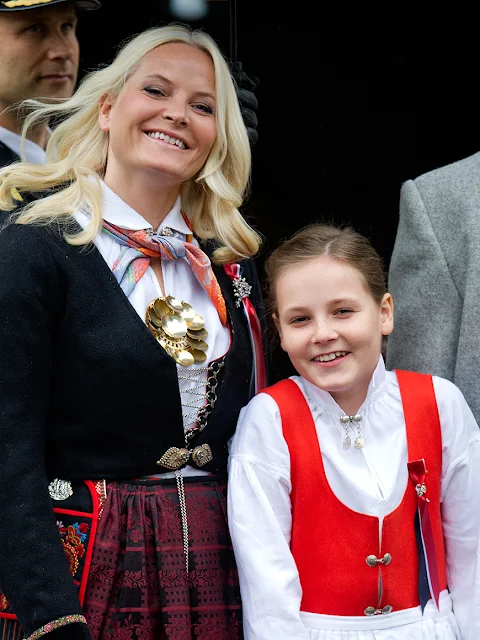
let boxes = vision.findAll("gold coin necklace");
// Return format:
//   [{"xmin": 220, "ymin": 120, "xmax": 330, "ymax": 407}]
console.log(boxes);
[{"xmin": 146, "ymin": 295, "xmax": 208, "ymax": 366}]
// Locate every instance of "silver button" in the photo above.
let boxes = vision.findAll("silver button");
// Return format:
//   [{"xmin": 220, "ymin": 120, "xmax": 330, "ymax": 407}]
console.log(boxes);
[
  {"xmin": 159, "ymin": 226, "xmax": 174, "ymax": 237},
  {"xmin": 366, "ymin": 554, "xmax": 378, "ymax": 567},
  {"xmin": 364, "ymin": 605, "xmax": 393, "ymax": 616},
  {"xmin": 366, "ymin": 553, "xmax": 392, "ymax": 567}
]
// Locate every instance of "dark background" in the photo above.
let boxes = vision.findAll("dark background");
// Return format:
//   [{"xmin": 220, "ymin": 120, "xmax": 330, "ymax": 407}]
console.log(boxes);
[{"xmin": 77, "ymin": 4, "xmax": 480, "ymax": 379}]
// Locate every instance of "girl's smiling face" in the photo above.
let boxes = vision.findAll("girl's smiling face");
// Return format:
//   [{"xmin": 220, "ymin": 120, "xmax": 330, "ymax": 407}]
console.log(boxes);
[{"xmin": 274, "ymin": 256, "xmax": 394, "ymax": 415}]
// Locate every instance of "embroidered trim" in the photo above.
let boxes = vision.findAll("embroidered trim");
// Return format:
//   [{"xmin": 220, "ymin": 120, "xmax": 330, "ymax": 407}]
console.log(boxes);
[
  {"xmin": 26, "ymin": 614, "xmax": 87, "ymax": 639},
  {"xmin": 2, "ymin": 0, "xmax": 54, "ymax": 7},
  {"xmin": 94, "ymin": 479, "xmax": 107, "ymax": 520},
  {"xmin": 56, "ymin": 521, "xmax": 90, "ymax": 582}
]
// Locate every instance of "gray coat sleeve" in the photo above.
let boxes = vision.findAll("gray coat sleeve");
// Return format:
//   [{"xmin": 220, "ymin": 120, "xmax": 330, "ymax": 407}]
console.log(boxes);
[{"xmin": 386, "ymin": 179, "xmax": 463, "ymax": 380}]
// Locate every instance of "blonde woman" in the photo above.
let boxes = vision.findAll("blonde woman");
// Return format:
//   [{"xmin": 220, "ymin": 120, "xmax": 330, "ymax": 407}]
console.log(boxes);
[{"xmin": 0, "ymin": 23, "xmax": 266, "ymax": 640}]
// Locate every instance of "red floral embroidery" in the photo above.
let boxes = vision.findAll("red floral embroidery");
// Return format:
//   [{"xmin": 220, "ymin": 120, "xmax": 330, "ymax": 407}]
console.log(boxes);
[
  {"xmin": 116, "ymin": 570, "xmax": 146, "ymax": 589},
  {"xmin": 0, "ymin": 593, "xmax": 9, "ymax": 611},
  {"xmin": 189, "ymin": 569, "xmax": 225, "ymax": 587},
  {"xmin": 157, "ymin": 569, "xmax": 188, "ymax": 588},
  {"xmin": 129, "ymin": 527, "xmax": 144, "ymax": 544},
  {"xmin": 88, "ymin": 564, "xmax": 116, "ymax": 585},
  {"xmin": 135, "ymin": 624, "xmax": 155, "ymax": 640},
  {"xmin": 227, "ymin": 568, "xmax": 239, "ymax": 587},
  {"xmin": 104, "ymin": 616, "xmax": 136, "ymax": 640},
  {"xmin": 164, "ymin": 620, "xmax": 191, "ymax": 640},
  {"xmin": 186, "ymin": 495, "xmax": 223, "ymax": 539},
  {"xmin": 193, "ymin": 615, "xmax": 241, "ymax": 640},
  {"xmin": 56, "ymin": 520, "xmax": 89, "ymax": 578}
]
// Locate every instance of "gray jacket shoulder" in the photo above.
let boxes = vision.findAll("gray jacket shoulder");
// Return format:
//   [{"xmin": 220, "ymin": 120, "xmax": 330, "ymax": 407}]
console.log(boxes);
[{"xmin": 407, "ymin": 151, "xmax": 480, "ymax": 201}]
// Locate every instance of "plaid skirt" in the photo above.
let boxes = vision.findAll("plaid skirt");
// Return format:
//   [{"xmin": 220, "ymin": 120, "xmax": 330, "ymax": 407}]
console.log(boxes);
[{"xmin": 1, "ymin": 475, "xmax": 243, "ymax": 640}]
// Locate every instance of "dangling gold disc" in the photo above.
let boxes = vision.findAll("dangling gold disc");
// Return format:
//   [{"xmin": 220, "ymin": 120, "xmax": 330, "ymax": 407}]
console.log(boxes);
[
  {"xmin": 154, "ymin": 298, "xmax": 170, "ymax": 318},
  {"xmin": 180, "ymin": 302, "xmax": 196, "ymax": 323},
  {"xmin": 186, "ymin": 336, "xmax": 208, "ymax": 351},
  {"xmin": 165, "ymin": 295, "xmax": 184, "ymax": 312},
  {"xmin": 191, "ymin": 349, "xmax": 207, "ymax": 363},
  {"xmin": 187, "ymin": 326, "xmax": 208, "ymax": 340},
  {"xmin": 189, "ymin": 314, "xmax": 205, "ymax": 330},
  {"xmin": 148, "ymin": 307, "xmax": 163, "ymax": 328},
  {"xmin": 175, "ymin": 349, "xmax": 195, "ymax": 366},
  {"xmin": 162, "ymin": 313, "xmax": 187, "ymax": 339}
]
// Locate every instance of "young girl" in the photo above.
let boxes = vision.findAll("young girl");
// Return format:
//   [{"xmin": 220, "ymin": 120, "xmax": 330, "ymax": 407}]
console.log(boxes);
[{"xmin": 227, "ymin": 223, "xmax": 480, "ymax": 639}]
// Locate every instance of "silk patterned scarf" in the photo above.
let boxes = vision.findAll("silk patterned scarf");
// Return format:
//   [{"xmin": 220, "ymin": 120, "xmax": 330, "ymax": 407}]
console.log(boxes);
[{"xmin": 102, "ymin": 220, "xmax": 227, "ymax": 326}]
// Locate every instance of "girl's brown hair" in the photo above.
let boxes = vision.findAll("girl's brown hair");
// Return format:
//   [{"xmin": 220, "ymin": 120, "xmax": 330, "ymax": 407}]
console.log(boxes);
[{"xmin": 264, "ymin": 222, "xmax": 388, "ymax": 346}]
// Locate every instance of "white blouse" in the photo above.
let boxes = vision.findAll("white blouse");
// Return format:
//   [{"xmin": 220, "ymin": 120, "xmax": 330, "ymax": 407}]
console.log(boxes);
[
  {"xmin": 227, "ymin": 356, "xmax": 480, "ymax": 640},
  {"xmin": 0, "ymin": 126, "xmax": 47, "ymax": 164},
  {"xmin": 75, "ymin": 181, "xmax": 231, "ymax": 477}
]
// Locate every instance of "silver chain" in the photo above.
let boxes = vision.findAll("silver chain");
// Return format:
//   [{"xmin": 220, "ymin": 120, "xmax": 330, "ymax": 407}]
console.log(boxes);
[
  {"xmin": 175, "ymin": 359, "xmax": 225, "ymax": 574},
  {"xmin": 185, "ymin": 359, "xmax": 225, "ymax": 443},
  {"xmin": 175, "ymin": 469, "xmax": 190, "ymax": 574}
]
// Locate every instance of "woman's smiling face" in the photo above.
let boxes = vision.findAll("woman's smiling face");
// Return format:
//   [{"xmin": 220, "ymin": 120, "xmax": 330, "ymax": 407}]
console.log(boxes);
[
  {"xmin": 274, "ymin": 256, "xmax": 393, "ymax": 413},
  {"xmin": 99, "ymin": 42, "xmax": 217, "ymax": 187}
]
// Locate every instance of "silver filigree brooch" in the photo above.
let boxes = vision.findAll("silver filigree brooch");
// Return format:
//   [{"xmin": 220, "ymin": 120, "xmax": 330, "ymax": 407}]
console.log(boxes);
[{"xmin": 232, "ymin": 276, "xmax": 252, "ymax": 308}]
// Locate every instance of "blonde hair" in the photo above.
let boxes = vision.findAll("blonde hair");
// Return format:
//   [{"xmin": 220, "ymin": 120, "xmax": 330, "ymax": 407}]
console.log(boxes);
[
  {"xmin": 265, "ymin": 223, "xmax": 388, "ymax": 347},
  {"xmin": 0, "ymin": 24, "xmax": 261, "ymax": 264}
]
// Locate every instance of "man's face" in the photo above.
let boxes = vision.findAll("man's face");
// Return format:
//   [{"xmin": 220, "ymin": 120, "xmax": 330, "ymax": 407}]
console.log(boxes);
[{"xmin": 0, "ymin": 2, "xmax": 80, "ymax": 113}]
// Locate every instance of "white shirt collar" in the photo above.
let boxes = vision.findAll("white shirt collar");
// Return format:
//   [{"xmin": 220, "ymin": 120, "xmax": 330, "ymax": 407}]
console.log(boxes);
[
  {"xmin": 101, "ymin": 180, "xmax": 191, "ymax": 237},
  {"xmin": 0, "ymin": 126, "xmax": 47, "ymax": 164},
  {"xmin": 300, "ymin": 354, "xmax": 387, "ymax": 418}
]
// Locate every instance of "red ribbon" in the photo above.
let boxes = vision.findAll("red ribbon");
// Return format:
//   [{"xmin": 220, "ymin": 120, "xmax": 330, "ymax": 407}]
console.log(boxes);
[
  {"xmin": 223, "ymin": 263, "xmax": 266, "ymax": 394},
  {"xmin": 408, "ymin": 458, "xmax": 441, "ymax": 609}
]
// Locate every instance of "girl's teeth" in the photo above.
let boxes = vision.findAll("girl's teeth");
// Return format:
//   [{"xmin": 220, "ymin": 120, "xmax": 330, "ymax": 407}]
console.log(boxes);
[{"xmin": 315, "ymin": 351, "xmax": 347, "ymax": 362}]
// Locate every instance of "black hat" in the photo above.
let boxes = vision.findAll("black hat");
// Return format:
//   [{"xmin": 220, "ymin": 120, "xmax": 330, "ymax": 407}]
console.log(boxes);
[{"xmin": 0, "ymin": 0, "xmax": 100, "ymax": 11}]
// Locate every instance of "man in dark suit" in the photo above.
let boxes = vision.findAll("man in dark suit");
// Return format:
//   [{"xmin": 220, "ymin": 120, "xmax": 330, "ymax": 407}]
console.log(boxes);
[{"xmin": 0, "ymin": 0, "xmax": 101, "ymax": 167}]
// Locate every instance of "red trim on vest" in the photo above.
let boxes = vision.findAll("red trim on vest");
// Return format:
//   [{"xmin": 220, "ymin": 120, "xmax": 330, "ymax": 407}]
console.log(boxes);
[
  {"xmin": 263, "ymin": 372, "xmax": 446, "ymax": 616},
  {"xmin": 396, "ymin": 369, "xmax": 447, "ymax": 606}
]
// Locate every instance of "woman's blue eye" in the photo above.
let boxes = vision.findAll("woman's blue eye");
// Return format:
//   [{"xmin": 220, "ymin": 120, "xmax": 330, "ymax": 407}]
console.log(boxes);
[
  {"xmin": 144, "ymin": 86, "xmax": 165, "ymax": 96},
  {"xmin": 194, "ymin": 103, "xmax": 214, "ymax": 115}
]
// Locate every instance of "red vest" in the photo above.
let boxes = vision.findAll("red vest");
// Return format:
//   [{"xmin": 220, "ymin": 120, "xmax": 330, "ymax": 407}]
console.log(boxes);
[{"xmin": 263, "ymin": 370, "xmax": 447, "ymax": 616}]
